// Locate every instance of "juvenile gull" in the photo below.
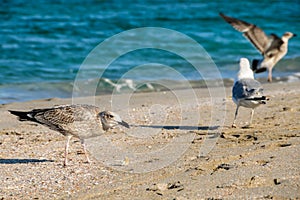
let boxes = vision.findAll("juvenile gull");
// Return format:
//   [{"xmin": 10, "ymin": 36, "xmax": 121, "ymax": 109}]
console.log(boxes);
[
  {"xmin": 9, "ymin": 104, "xmax": 129, "ymax": 166},
  {"xmin": 232, "ymin": 58, "xmax": 268, "ymax": 128},
  {"xmin": 220, "ymin": 13, "xmax": 296, "ymax": 82}
]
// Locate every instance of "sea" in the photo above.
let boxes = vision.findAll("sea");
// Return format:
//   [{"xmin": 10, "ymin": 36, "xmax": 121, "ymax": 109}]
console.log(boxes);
[{"xmin": 1, "ymin": 0, "xmax": 299, "ymax": 104}]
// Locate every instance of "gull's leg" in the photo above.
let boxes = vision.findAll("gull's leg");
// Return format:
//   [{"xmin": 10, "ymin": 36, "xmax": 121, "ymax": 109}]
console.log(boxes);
[
  {"xmin": 232, "ymin": 106, "xmax": 239, "ymax": 128},
  {"xmin": 80, "ymin": 139, "xmax": 91, "ymax": 164},
  {"xmin": 64, "ymin": 135, "xmax": 72, "ymax": 166},
  {"xmin": 267, "ymin": 68, "xmax": 273, "ymax": 82},
  {"xmin": 249, "ymin": 108, "xmax": 255, "ymax": 125}
]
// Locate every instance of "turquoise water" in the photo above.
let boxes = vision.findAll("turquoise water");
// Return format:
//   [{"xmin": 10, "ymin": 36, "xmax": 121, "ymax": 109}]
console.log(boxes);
[{"xmin": 1, "ymin": 1, "xmax": 299, "ymax": 103}]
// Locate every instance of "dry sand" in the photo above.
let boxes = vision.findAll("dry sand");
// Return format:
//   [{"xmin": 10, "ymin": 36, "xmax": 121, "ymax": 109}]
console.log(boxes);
[{"xmin": 0, "ymin": 82, "xmax": 299, "ymax": 199}]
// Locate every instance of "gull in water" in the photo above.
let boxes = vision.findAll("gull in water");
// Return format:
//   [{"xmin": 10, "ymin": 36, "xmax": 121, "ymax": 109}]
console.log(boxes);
[
  {"xmin": 232, "ymin": 58, "xmax": 269, "ymax": 128},
  {"xmin": 9, "ymin": 104, "xmax": 129, "ymax": 166},
  {"xmin": 220, "ymin": 13, "xmax": 296, "ymax": 82}
]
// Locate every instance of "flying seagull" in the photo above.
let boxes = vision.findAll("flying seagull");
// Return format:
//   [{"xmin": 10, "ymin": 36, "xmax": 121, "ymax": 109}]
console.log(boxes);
[
  {"xmin": 232, "ymin": 58, "xmax": 269, "ymax": 128},
  {"xmin": 9, "ymin": 104, "xmax": 129, "ymax": 166},
  {"xmin": 220, "ymin": 12, "xmax": 296, "ymax": 82}
]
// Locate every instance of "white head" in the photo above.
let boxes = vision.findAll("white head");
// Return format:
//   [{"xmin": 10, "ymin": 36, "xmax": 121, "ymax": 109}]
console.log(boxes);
[
  {"xmin": 282, "ymin": 32, "xmax": 296, "ymax": 42},
  {"xmin": 237, "ymin": 58, "xmax": 254, "ymax": 80}
]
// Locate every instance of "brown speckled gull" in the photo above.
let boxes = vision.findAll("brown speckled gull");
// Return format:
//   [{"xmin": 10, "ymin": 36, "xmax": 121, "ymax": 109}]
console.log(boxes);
[{"xmin": 9, "ymin": 104, "xmax": 129, "ymax": 166}]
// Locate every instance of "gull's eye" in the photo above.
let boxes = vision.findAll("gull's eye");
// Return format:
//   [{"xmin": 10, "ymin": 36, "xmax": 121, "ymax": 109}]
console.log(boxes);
[{"xmin": 107, "ymin": 114, "xmax": 114, "ymax": 118}]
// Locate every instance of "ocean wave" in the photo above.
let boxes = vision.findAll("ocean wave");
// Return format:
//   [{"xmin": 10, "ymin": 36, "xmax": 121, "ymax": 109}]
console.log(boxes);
[
  {"xmin": 1, "ymin": 1, "xmax": 299, "ymax": 103},
  {"xmin": 2, "ymin": 74, "xmax": 300, "ymax": 104}
]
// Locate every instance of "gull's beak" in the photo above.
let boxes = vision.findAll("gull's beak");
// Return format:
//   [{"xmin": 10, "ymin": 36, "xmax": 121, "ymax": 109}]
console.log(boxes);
[
  {"xmin": 118, "ymin": 120, "xmax": 130, "ymax": 128},
  {"xmin": 293, "ymin": 33, "xmax": 297, "ymax": 37},
  {"xmin": 112, "ymin": 113, "xmax": 130, "ymax": 128}
]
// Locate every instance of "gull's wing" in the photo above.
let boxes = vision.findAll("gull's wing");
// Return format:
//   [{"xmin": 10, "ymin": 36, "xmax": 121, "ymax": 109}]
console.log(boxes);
[
  {"xmin": 232, "ymin": 79, "xmax": 264, "ymax": 101},
  {"xmin": 220, "ymin": 13, "xmax": 279, "ymax": 55},
  {"xmin": 31, "ymin": 105, "xmax": 101, "ymax": 134},
  {"xmin": 34, "ymin": 106, "xmax": 78, "ymax": 125},
  {"xmin": 264, "ymin": 34, "xmax": 284, "ymax": 57},
  {"xmin": 34, "ymin": 105, "xmax": 98, "ymax": 123}
]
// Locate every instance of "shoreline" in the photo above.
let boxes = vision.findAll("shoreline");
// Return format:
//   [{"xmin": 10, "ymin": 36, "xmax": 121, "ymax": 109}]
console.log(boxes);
[
  {"xmin": 0, "ymin": 81, "xmax": 299, "ymax": 199},
  {"xmin": 1, "ymin": 73, "xmax": 300, "ymax": 105}
]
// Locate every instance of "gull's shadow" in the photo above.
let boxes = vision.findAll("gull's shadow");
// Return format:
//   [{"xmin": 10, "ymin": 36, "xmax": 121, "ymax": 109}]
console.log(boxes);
[
  {"xmin": 0, "ymin": 158, "xmax": 54, "ymax": 164},
  {"xmin": 134, "ymin": 125, "xmax": 219, "ymax": 131}
]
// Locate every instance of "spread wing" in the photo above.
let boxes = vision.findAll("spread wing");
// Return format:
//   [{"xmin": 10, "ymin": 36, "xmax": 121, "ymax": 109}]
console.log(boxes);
[{"xmin": 220, "ymin": 13, "xmax": 282, "ymax": 56}]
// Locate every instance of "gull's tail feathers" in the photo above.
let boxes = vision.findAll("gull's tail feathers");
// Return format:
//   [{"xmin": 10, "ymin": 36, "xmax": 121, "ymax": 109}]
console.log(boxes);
[
  {"xmin": 251, "ymin": 59, "xmax": 267, "ymax": 73},
  {"xmin": 244, "ymin": 96, "xmax": 270, "ymax": 104},
  {"xmin": 9, "ymin": 110, "xmax": 34, "ymax": 121}
]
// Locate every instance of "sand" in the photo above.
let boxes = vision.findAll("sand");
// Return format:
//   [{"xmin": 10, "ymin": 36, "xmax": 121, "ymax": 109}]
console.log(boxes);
[{"xmin": 0, "ymin": 81, "xmax": 299, "ymax": 199}]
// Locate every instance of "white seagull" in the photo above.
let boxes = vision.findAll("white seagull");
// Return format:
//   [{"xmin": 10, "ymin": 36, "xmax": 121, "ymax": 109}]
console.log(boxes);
[
  {"xmin": 9, "ymin": 104, "xmax": 129, "ymax": 166},
  {"xmin": 220, "ymin": 13, "xmax": 296, "ymax": 82},
  {"xmin": 232, "ymin": 58, "xmax": 269, "ymax": 128}
]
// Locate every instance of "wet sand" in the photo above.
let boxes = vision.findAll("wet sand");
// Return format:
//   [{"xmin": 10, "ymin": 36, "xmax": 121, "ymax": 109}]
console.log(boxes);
[{"xmin": 0, "ymin": 82, "xmax": 299, "ymax": 199}]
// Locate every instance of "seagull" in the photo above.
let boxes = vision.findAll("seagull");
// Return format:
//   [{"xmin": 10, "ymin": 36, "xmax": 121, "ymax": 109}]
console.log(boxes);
[
  {"xmin": 232, "ymin": 58, "xmax": 269, "ymax": 128},
  {"xmin": 9, "ymin": 104, "xmax": 130, "ymax": 166},
  {"xmin": 220, "ymin": 12, "xmax": 296, "ymax": 82},
  {"xmin": 103, "ymin": 78, "xmax": 136, "ymax": 92}
]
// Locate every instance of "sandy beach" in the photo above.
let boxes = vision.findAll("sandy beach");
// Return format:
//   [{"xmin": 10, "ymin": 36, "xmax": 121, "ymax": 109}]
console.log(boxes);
[{"xmin": 0, "ymin": 81, "xmax": 299, "ymax": 199}]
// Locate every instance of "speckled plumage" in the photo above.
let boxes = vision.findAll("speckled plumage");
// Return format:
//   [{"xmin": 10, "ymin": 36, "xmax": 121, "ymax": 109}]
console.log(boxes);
[{"xmin": 9, "ymin": 104, "xmax": 129, "ymax": 166}]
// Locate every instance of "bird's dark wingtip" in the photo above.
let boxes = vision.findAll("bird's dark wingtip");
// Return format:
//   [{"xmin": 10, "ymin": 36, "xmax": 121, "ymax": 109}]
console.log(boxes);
[
  {"xmin": 255, "ymin": 67, "xmax": 267, "ymax": 73},
  {"xmin": 219, "ymin": 12, "xmax": 226, "ymax": 18},
  {"xmin": 8, "ymin": 110, "xmax": 21, "ymax": 115},
  {"xmin": 8, "ymin": 110, "xmax": 32, "ymax": 121},
  {"xmin": 251, "ymin": 59, "xmax": 267, "ymax": 73}
]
